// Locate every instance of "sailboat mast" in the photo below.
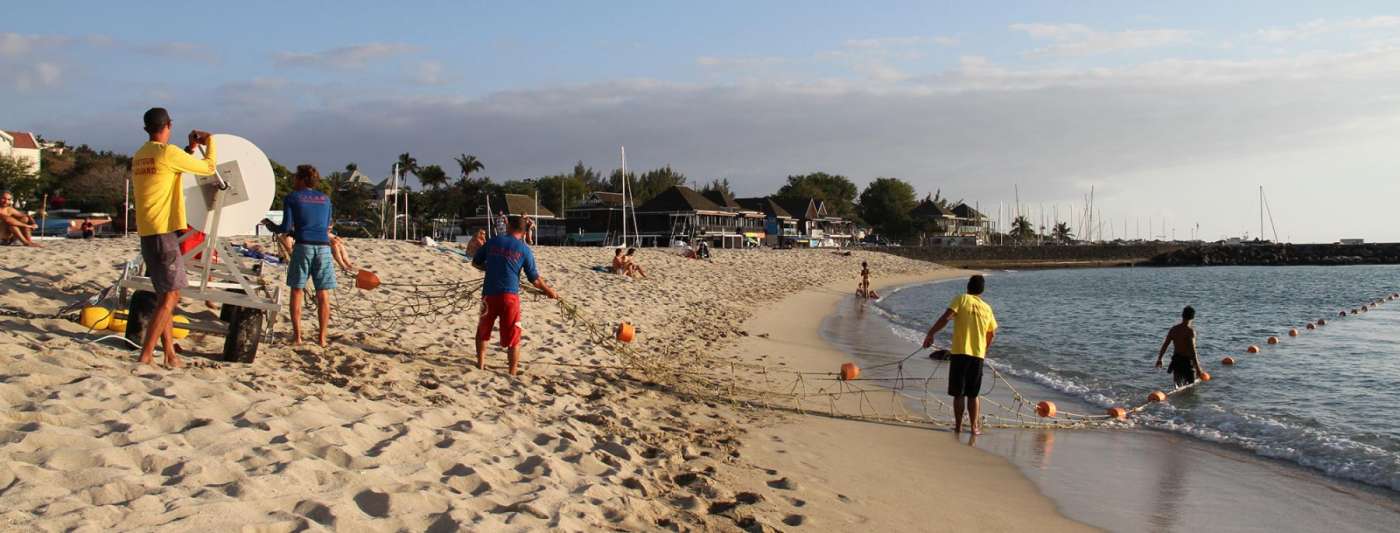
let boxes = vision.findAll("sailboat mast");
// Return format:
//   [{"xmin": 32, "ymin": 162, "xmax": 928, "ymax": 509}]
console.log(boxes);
[{"xmin": 620, "ymin": 146, "xmax": 628, "ymax": 247}]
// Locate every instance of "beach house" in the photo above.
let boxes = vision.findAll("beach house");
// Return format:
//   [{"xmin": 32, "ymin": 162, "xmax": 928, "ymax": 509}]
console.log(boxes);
[
  {"xmin": 736, "ymin": 196, "xmax": 798, "ymax": 247},
  {"xmin": 563, "ymin": 191, "xmax": 627, "ymax": 245},
  {"xmin": 636, "ymin": 185, "xmax": 743, "ymax": 247},
  {"xmin": 702, "ymin": 190, "xmax": 766, "ymax": 246},
  {"xmin": 1, "ymin": 130, "xmax": 42, "ymax": 174},
  {"xmin": 773, "ymin": 197, "xmax": 856, "ymax": 248},
  {"xmin": 462, "ymin": 192, "xmax": 559, "ymax": 242}
]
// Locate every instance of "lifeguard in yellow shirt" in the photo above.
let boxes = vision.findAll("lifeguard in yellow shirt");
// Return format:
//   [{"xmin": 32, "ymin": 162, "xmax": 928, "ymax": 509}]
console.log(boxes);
[
  {"xmin": 131, "ymin": 107, "xmax": 216, "ymax": 368},
  {"xmin": 922, "ymin": 274, "xmax": 998, "ymax": 435}
]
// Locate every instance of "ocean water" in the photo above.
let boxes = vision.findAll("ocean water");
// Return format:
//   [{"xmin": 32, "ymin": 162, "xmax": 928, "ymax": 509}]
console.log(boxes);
[{"xmin": 870, "ymin": 265, "xmax": 1400, "ymax": 492}]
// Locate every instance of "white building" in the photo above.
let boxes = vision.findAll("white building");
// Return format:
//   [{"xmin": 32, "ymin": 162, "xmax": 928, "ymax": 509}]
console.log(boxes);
[{"xmin": 0, "ymin": 130, "xmax": 42, "ymax": 174}]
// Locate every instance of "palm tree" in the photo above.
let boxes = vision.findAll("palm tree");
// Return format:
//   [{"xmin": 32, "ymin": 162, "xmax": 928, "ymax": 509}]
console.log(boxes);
[
  {"xmin": 417, "ymin": 164, "xmax": 450, "ymax": 189},
  {"xmin": 394, "ymin": 153, "xmax": 419, "ymax": 186},
  {"xmin": 1052, "ymin": 222, "xmax": 1075, "ymax": 242},
  {"xmin": 454, "ymin": 154, "xmax": 484, "ymax": 182},
  {"xmin": 1009, "ymin": 215, "xmax": 1035, "ymax": 241},
  {"xmin": 345, "ymin": 162, "xmax": 358, "ymax": 173}
]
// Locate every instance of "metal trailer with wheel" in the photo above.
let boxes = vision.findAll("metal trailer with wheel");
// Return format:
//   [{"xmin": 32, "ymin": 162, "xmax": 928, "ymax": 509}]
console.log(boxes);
[{"xmin": 115, "ymin": 134, "xmax": 282, "ymax": 363}]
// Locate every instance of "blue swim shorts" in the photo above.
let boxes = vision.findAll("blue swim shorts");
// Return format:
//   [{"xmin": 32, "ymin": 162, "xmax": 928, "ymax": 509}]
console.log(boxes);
[{"xmin": 287, "ymin": 243, "xmax": 338, "ymax": 290}]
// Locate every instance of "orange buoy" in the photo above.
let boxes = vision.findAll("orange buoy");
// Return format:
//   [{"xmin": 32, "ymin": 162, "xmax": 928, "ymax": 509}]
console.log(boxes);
[
  {"xmin": 1352, "ymin": 309, "xmax": 1360, "ymax": 315},
  {"xmin": 1266, "ymin": 336, "xmax": 1279, "ymax": 345},
  {"xmin": 1339, "ymin": 311, "xmax": 1347, "ymax": 317},
  {"xmin": 1107, "ymin": 407, "xmax": 1127, "ymax": 420},
  {"xmin": 1246, "ymin": 345, "xmax": 1260, "ymax": 354},
  {"xmin": 354, "ymin": 269, "xmax": 381, "ymax": 290},
  {"xmin": 1317, "ymin": 318, "xmax": 1327, "ymax": 326},
  {"xmin": 839, "ymin": 362, "xmax": 860, "ymax": 381},
  {"xmin": 615, "ymin": 322, "xmax": 636, "ymax": 343},
  {"xmin": 1221, "ymin": 356, "xmax": 1236, "ymax": 365},
  {"xmin": 1198, "ymin": 371, "xmax": 1212, "ymax": 382},
  {"xmin": 1305, "ymin": 323, "xmax": 1316, "ymax": 330},
  {"xmin": 1361, "ymin": 307, "xmax": 1368, "ymax": 313},
  {"xmin": 1288, "ymin": 328, "xmax": 1299, "ymax": 337},
  {"xmin": 1036, "ymin": 401, "xmax": 1057, "ymax": 418},
  {"xmin": 1148, "ymin": 391, "xmax": 1168, "ymax": 403}
]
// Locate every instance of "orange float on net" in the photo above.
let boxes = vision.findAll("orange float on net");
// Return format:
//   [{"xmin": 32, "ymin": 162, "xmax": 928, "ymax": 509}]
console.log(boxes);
[
  {"xmin": 839, "ymin": 362, "xmax": 860, "ymax": 381},
  {"xmin": 1266, "ymin": 336, "xmax": 1280, "ymax": 345},
  {"xmin": 354, "ymin": 269, "xmax": 381, "ymax": 290},
  {"xmin": 1107, "ymin": 407, "xmax": 1127, "ymax": 420},
  {"xmin": 615, "ymin": 322, "xmax": 636, "ymax": 343},
  {"xmin": 1317, "ymin": 318, "xmax": 1327, "ymax": 326},
  {"xmin": 1036, "ymin": 401, "xmax": 1057, "ymax": 418},
  {"xmin": 1246, "ymin": 345, "xmax": 1260, "ymax": 354},
  {"xmin": 1339, "ymin": 310, "xmax": 1348, "ymax": 317},
  {"xmin": 1288, "ymin": 328, "xmax": 1299, "ymax": 337},
  {"xmin": 1305, "ymin": 323, "xmax": 1316, "ymax": 330},
  {"xmin": 1221, "ymin": 356, "xmax": 1236, "ymax": 365},
  {"xmin": 1198, "ymin": 371, "xmax": 1212, "ymax": 382},
  {"xmin": 1148, "ymin": 391, "xmax": 1168, "ymax": 403}
]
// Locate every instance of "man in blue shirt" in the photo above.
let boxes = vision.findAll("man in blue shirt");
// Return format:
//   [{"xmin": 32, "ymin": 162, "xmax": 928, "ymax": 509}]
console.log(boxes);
[
  {"xmin": 261, "ymin": 164, "xmax": 336, "ymax": 347},
  {"xmin": 472, "ymin": 215, "xmax": 558, "ymax": 376}
]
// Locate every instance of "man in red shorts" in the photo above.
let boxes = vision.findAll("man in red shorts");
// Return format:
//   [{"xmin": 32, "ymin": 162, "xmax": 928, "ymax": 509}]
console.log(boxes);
[{"xmin": 471, "ymin": 215, "xmax": 558, "ymax": 375}]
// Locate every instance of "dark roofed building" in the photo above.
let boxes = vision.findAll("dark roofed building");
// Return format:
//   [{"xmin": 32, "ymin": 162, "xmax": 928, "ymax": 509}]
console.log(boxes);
[
  {"xmin": 736, "ymin": 196, "xmax": 798, "ymax": 246},
  {"xmin": 637, "ymin": 186, "xmax": 745, "ymax": 247}
]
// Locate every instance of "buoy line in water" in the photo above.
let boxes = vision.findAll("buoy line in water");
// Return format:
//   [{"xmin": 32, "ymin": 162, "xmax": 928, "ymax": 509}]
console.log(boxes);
[{"xmin": 1237, "ymin": 290, "xmax": 1400, "ymax": 361}]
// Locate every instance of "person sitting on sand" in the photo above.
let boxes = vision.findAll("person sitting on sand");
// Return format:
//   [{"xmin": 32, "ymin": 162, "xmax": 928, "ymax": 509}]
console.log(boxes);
[
  {"xmin": 465, "ymin": 229, "xmax": 487, "ymax": 256},
  {"xmin": 328, "ymin": 233, "xmax": 355, "ymax": 272},
  {"xmin": 471, "ymin": 215, "xmax": 558, "ymax": 376},
  {"xmin": 0, "ymin": 191, "xmax": 42, "ymax": 247},
  {"xmin": 261, "ymin": 164, "xmax": 336, "ymax": 347},
  {"xmin": 922, "ymin": 275, "xmax": 998, "ymax": 435},
  {"xmin": 623, "ymin": 248, "xmax": 647, "ymax": 278},
  {"xmin": 80, "ymin": 218, "xmax": 95, "ymax": 239},
  {"xmin": 1155, "ymin": 306, "xmax": 1204, "ymax": 388},
  {"xmin": 610, "ymin": 247, "xmax": 627, "ymax": 274}
]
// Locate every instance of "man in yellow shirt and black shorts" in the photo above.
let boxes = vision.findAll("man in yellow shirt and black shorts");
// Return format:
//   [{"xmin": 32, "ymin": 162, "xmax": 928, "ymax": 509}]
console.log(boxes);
[
  {"xmin": 922, "ymin": 274, "xmax": 998, "ymax": 435},
  {"xmin": 131, "ymin": 107, "xmax": 216, "ymax": 367}
]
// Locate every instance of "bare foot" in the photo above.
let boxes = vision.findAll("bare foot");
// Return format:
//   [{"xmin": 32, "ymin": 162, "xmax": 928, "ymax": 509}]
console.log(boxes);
[
  {"xmin": 953, "ymin": 425, "xmax": 962, "ymax": 434},
  {"xmin": 290, "ymin": 334, "xmax": 302, "ymax": 346},
  {"xmin": 318, "ymin": 336, "xmax": 328, "ymax": 348},
  {"xmin": 138, "ymin": 354, "xmax": 155, "ymax": 365},
  {"xmin": 971, "ymin": 427, "xmax": 984, "ymax": 436},
  {"xmin": 164, "ymin": 356, "xmax": 184, "ymax": 369}
]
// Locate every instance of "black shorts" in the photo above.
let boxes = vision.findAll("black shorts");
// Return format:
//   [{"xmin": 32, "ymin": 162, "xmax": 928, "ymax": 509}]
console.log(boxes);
[
  {"xmin": 947, "ymin": 354, "xmax": 984, "ymax": 397},
  {"xmin": 1169, "ymin": 356, "xmax": 1197, "ymax": 387},
  {"xmin": 140, "ymin": 232, "xmax": 188, "ymax": 294}
]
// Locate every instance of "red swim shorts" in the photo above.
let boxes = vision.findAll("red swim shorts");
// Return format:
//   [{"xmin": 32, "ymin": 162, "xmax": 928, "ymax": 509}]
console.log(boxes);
[{"xmin": 476, "ymin": 293, "xmax": 522, "ymax": 348}]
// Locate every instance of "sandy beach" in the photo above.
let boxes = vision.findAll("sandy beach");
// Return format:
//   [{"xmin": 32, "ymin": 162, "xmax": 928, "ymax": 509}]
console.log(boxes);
[{"xmin": 0, "ymin": 237, "xmax": 1092, "ymax": 531}]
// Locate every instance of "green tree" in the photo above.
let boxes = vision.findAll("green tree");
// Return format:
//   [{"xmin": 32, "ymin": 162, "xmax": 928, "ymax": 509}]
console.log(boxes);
[
  {"xmin": 1052, "ymin": 221, "xmax": 1074, "ymax": 242},
  {"xmin": 64, "ymin": 161, "xmax": 126, "ymax": 214},
  {"xmin": 0, "ymin": 155, "xmax": 39, "ymax": 200},
  {"xmin": 776, "ymin": 172, "xmax": 858, "ymax": 219},
  {"xmin": 614, "ymin": 165, "xmax": 685, "ymax": 206},
  {"xmin": 394, "ymin": 152, "xmax": 419, "ymax": 185},
  {"xmin": 700, "ymin": 178, "xmax": 733, "ymax": 197},
  {"xmin": 453, "ymin": 153, "xmax": 484, "ymax": 181},
  {"xmin": 1009, "ymin": 215, "xmax": 1035, "ymax": 241},
  {"xmin": 499, "ymin": 179, "xmax": 536, "ymax": 196},
  {"xmin": 417, "ymin": 164, "xmax": 449, "ymax": 189},
  {"xmin": 533, "ymin": 173, "xmax": 589, "ymax": 216},
  {"xmin": 572, "ymin": 161, "xmax": 607, "ymax": 192},
  {"xmin": 857, "ymin": 177, "xmax": 917, "ymax": 239}
]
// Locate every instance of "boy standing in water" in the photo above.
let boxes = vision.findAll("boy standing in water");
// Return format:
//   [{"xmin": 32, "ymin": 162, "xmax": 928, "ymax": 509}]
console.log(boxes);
[
  {"xmin": 922, "ymin": 274, "xmax": 998, "ymax": 435},
  {"xmin": 1155, "ymin": 306, "xmax": 1203, "ymax": 387},
  {"xmin": 858, "ymin": 261, "xmax": 870, "ymax": 297}
]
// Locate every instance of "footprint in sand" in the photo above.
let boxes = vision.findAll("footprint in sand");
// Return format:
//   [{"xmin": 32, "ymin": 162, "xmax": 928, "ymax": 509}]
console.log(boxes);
[
  {"xmin": 783, "ymin": 514, "xmax": 807, "ymax": 527},
  {"xmin": 293, "ymin": 499, "xmax": 337, "ymax": 527},
  {"xmin": 353, "ymin": 489, "xmax": 391, "ymax": 518}
]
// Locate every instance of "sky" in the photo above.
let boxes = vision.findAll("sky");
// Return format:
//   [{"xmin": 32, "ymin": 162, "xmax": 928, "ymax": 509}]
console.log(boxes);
[{"xmin": 4, "ymin": 1, "xmax": 1400, "ymax": 242}]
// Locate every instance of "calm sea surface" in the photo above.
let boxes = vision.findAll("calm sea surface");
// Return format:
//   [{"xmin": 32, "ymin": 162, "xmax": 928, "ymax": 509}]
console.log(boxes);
[{"xmin": 871, "ymin": 265, "xmax": 1400, "ymax": 491}]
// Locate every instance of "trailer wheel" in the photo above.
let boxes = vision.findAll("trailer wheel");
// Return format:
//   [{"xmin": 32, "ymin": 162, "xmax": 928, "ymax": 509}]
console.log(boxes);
[
  {"xmin": 124, "ymin": 290, "xmax": 158, "ymax": 346},
  {"xmin": 222, "ymin": 305, "xmax": 265, "ymax": 363}
]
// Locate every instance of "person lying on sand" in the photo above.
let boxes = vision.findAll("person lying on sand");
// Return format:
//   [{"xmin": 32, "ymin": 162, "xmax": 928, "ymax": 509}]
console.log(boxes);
[
  {"xmin": 922, "ymin": 275, "xmax": 998, "ymax": 435},
  {"xmin": 261, "ymin": 164, "xmax": 336, "ymax": 347},
  {"xmin": 472, "ymin": 215, "xmax": 558, "ymax": 376},
  {"xmin": 1155, "ymin": 306, "xmax": 1203, "ymax": 388},
  {"xmin": 0, "ymin": 191, "xmax": 42, "ymax": 247}
]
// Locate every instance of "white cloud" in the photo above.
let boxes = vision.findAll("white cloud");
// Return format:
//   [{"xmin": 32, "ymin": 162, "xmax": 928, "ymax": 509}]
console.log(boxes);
[
  {"xmin": 697, "ymin": 55, "xmax": 787, "ymax": 68},
  {"xmin": 411, "ymin": 61, "xmax": 447, "ymax": 85},
  {"xmin": 0, "ymin": 33, "xmax": 70, "ymax": 57},
  {"xmin": 274, "ymin": 43, "xmax": 417, "ymax": 69},
  {"xmin": 12, "ymin": 62, "xmax": 62, "ymax": 91},
  {"xmin": 1010, "ymin": 23, "xmax": 1194, "ymax": 57},
  {"xmin": 1254, "ymin": 16, "xmax": 1400, "ymax": 43}
]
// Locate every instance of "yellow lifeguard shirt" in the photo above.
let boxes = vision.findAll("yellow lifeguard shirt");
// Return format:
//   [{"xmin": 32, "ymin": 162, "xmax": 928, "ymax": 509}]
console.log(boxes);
[
  {"xmin": 131, "ymin": 139, "xmax": 216, "ymax": 236},
  {"xmin": 948, "ymin": 293, "xmax": 997, "ymax": 358}
]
